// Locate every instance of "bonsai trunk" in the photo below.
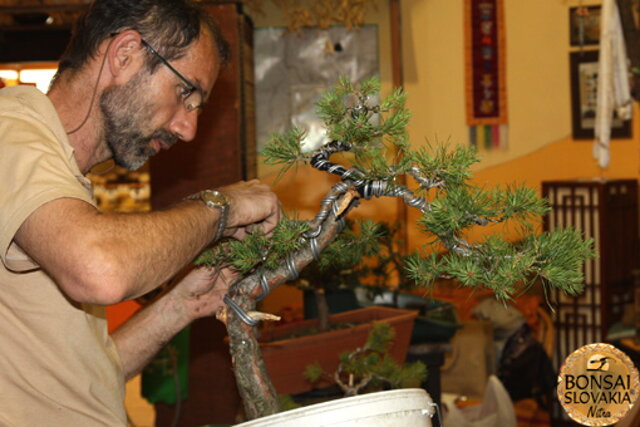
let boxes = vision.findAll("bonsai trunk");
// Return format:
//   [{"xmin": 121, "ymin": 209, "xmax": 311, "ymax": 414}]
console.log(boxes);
[
  {"xmin": 224, "ymin": 186, "xmax": 357, "ymax": 420},
  {"xmin": 314, "ymin": 287, "xmax": 331, "ymax": 332}
]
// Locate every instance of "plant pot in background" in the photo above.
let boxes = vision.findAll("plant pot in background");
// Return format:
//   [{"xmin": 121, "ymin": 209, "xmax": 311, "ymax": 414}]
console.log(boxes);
[
  {"xmin": 360, "ymin": 289, "xmax": 462, "ymax": 344},
  {"xmin": 258, "ymin": 306, "xmax": 417, "ymax": 395}
]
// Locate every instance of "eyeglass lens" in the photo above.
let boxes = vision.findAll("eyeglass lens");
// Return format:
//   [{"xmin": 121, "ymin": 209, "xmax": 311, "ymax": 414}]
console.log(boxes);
[{"xmin": 184, "ymin": 91, "xmax": 202, "ymax": 112}]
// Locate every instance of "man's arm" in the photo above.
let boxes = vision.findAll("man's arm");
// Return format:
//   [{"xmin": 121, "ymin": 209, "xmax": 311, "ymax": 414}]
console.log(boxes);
[
  {"xmin": 111, "ymin": 266, "xmax": 235, "ymax": 380},
  {"xmin": 14, "ymin": 179, "xmax": 279, "ymax": 304}
]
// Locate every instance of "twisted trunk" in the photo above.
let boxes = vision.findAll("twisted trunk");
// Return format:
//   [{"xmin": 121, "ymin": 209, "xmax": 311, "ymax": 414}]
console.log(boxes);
[{"xmin": 224, "ymin": 187, "xmax": 356, "ymax": 420}]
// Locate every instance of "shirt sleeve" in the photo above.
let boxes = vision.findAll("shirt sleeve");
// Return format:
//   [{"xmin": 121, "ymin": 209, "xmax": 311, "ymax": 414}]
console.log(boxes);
[{"xmin": 0, "ymin": 112, "xmax": 94, "ymax": 272}]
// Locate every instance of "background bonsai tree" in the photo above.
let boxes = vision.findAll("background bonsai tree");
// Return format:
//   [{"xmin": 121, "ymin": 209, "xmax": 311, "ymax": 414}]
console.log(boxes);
[
  {"xmin": 304, "ymin": 322, "xmax": 427, "ymax": 396},
  {"xmin": 292, "ymin": 219, "xmax": 412, "ymax": 333},
  {"xmin": 291, "ymin": 218, "xmax": 388, "ymax": 331},
  {"xmin": 195, "ymin": 76, "xmax": 595, "ymax": 420}
]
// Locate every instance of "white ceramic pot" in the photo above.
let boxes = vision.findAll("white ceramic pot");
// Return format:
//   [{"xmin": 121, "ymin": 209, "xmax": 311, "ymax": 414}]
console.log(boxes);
[{"xmin": 235, "ymin": 388, "xmax": 435, "ymax": 427}]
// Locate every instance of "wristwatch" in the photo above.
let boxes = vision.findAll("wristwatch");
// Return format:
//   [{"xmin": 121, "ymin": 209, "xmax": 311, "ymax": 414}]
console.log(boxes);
[{"xmin": 187, "ymin": 189, "xmax": 229, "ymax": 242}]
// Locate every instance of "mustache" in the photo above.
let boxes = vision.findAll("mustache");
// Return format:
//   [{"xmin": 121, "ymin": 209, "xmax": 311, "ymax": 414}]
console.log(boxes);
[{"xmin": 150, "ymin": 129, "xmax": 179, "ymax": 148}]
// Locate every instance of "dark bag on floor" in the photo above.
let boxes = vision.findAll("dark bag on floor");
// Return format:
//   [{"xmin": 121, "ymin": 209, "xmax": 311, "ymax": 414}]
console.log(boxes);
[{"xmin": 497, "ymin": 323, "xmax": 555, "ymax": 409}]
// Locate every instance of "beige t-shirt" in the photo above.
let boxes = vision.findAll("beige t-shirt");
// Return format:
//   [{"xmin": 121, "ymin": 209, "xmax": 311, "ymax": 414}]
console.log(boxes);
[{"xmin": 0, "ymin": 86, "xmax": 126, "ymax": 426}]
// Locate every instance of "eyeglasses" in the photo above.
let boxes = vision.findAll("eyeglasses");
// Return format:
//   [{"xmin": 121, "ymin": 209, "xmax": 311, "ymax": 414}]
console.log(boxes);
[{"xmin": 141, "ymin": 39, "xmax": 203, "ymax": 112}]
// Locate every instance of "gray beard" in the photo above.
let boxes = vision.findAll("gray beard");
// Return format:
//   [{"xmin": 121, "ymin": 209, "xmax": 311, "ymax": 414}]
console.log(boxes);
[{"xmin": 99, "ymin": 73, "xmax": 178, "ymax": 170}]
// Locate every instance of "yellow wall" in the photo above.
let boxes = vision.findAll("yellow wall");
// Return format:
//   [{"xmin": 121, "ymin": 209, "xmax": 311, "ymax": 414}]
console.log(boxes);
[
  {"xmin": 403, "ymin": 0, "xmax": 567, "ymax": 163},
  {"xmin": 249, "ymin": 0, "xmax": 638, "ymax": 226},
  {"xmin": 401, "ymin": 0, "xmax": 638, "ymax": 249},
  {"xmin": 402, "ymin": 0, "xmax": 636, "ymax": 173}
]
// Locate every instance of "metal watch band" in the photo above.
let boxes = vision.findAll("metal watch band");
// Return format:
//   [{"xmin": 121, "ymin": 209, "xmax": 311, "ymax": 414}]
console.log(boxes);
[
  {"xmin": 210, "ymin": 202, "xmax": 227, "ymax": 242},
  {"xmin": 186, "ymin": 190, "xmax": 228, "ymax": 242}
]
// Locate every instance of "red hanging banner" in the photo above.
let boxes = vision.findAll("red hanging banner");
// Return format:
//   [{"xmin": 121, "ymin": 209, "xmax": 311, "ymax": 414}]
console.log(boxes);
[{"xmin": 465, "ymin": 0, "xmax": 508, "ymax": 149}]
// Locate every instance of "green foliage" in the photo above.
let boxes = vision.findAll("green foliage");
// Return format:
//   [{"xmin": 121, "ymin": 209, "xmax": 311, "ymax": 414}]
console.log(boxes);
[
  {"xmin": 296, "ymin": 219, "xmax": 384, "ymax": 291},
  {"xmin": 277, "ymin": 394, "xmax": 301, "ymax": 412},
  {"xmin": 363, "ymin": 320, "xmax": 394, "ymax": 354},
  {"xmin": 200, "ymin": 76, "xmax": 595, "ymax": 306},
  {"xmin": 410, "ymin": 142, "xmax": 478, "ymax": 188},
  {"xmin": 303, "ymin": 362, "xmax": 324, "ymax": 384},
  {"xmin": 522, "ymin": 227, "xmax": 596, "ymax": 295},
  {"xmin": 194, "ymin": 216, "xmax": 310, "ymax": 274},
  {"xmin": 404, "ymin": 227, "xmax": 596, "ymax": 300},
  {"xmin": 417, "ymin": 182, "xmax": 547, "ymax": 245},
  {"xmin": 263, "ymin": 75, "xmax": 412, "ymax": 181},
  {"xmin": 261, "ymin": 128, "xmax": 307, "ymax": 182},
  {"xmin": 364, "ymin": 222, "xmax": 411, "ymax": 290}
]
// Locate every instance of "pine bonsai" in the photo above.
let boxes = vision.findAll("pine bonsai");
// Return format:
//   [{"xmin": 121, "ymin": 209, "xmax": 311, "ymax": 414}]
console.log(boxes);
[{"xmin": 195, "ymin": 76, "xmax": 595, "ymax": 420}]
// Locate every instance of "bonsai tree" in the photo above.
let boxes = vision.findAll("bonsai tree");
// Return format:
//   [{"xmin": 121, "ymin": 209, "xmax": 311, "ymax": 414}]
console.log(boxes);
[
  {"xmin": 195, "ymin": 76, "xmax": 595, "ymax": 420},
  {"xmin": 304, "ymin": 322, "xmax": 427, "ymax": 397}
]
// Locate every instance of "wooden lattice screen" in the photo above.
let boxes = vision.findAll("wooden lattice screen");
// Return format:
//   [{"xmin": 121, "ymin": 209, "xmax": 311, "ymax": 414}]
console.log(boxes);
[{"xmin": 542, "ymin": 179, "xmax": 638, "ymax": 424}]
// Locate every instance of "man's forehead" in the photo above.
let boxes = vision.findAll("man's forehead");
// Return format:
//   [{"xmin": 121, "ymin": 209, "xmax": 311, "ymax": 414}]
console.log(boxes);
[{"xmin": 183, "ymin": 30, "xmax": 220, "ymax": 99}]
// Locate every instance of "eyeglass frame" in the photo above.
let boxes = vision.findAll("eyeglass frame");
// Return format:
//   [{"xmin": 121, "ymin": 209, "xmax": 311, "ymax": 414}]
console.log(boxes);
[{"xmin": 140, "ymin": 38, "xmax": 203, "ymax": 112}]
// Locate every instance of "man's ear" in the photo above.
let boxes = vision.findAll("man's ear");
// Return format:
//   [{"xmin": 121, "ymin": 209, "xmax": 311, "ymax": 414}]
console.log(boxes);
[{"xmin": 106, "ymin": 30, "xmax": 145, "ymax": 83}]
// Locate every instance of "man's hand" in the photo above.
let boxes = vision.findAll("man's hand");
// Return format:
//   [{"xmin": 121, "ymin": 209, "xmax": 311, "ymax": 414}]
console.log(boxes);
[
  {"xmin": 112, "ymin": 266, "xmax": 237, "ymax": 380},
  {"xmin": 169, "ymin": 266, "xmax": 237, "ymax": 321},
  {"xmin": 218, "ymin": 180, "xmax": 281, "ymax": 240}
]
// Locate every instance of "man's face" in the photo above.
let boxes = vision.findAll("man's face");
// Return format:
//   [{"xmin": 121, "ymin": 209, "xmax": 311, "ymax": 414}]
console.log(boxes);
[
  {"xmin": 99, "ymin": 70, "xmax": 178, "ymax": 171},
  {"xmin": 98, "ymin": 29, "xmax": 220, "ymax": 171}
]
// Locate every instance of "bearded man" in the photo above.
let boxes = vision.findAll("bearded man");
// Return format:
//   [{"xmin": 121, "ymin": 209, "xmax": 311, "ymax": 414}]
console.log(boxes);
[{"xmin": 0, "ymin": 0, "xmax": 280, "ymax": 424}]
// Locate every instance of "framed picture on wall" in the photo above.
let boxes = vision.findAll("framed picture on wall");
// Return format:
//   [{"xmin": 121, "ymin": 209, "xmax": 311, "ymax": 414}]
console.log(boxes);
[
  {"xmin": 570, "ymin": 50, "xmax": 632, "ymax": 139},
  {"xmin": 569, "ymin": 6, "xmax": 601, "ymax": 46}
]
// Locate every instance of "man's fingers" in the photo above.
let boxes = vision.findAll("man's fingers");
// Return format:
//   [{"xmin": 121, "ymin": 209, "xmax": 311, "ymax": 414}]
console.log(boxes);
[
  {"xmin": 262, "ymin": 208, "xmax": 281, "ymax": 236},
  {"xmin": 219, "ymin": 180, "xmax": 280, "ymax": 231},
  {"xmin": 217, "ymin": 266, "xmax": 238, "ymax": 283}
]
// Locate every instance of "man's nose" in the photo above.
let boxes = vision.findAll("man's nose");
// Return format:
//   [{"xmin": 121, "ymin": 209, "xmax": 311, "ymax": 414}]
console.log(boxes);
[{"xmin": 168, "ymin": 108, "xmax": 198, "ymax": 142}]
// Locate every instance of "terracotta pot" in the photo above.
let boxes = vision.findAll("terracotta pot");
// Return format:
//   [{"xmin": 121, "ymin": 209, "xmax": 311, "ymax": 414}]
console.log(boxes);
[{"xmin": 258, "ymin": 306, "xmax": 418, "ymax": 395}]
